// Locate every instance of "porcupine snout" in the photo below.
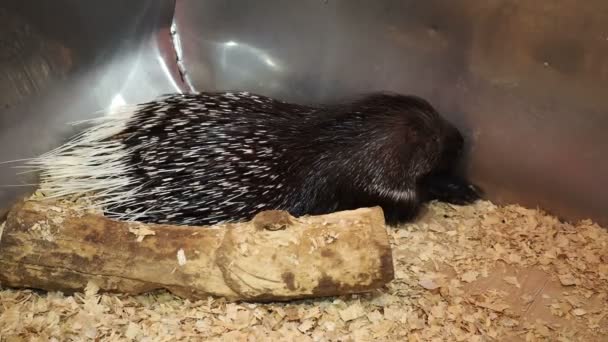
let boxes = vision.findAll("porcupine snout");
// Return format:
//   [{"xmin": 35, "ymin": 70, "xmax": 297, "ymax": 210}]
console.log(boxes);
[{"xmin": 419, "ymin": 119, "xmax": 481, "ymax": 206}]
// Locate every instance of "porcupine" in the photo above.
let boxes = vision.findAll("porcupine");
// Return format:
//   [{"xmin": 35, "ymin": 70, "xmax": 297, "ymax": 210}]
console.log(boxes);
[{"xmin": 28, "ymin": 91, "xmax": 481, "ymax": 226}]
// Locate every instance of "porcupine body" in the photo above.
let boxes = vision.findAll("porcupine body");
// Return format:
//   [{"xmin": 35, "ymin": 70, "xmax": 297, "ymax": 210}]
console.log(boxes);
[{"xmin": 30, "ymin": 91, "xmax": 480, "ymax": 226}]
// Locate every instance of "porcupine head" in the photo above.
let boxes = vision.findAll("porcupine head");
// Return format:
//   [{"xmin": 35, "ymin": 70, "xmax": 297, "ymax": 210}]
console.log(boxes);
[
  {"xmin": 301, "ymin": 92, "xmax": 480, "ymax": 225},
  {"xmin": 25, "ymin": 91, "xmax": 480, "ymax": 227}
]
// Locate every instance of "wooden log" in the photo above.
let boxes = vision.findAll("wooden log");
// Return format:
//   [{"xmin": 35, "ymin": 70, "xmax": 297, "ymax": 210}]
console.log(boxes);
[{"xmin": 0, "ymin": 200, "xmax": 394, "ymax": 302}]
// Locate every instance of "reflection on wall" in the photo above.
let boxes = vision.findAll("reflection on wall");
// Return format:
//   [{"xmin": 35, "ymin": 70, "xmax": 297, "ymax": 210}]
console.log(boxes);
[{"xmin": 0, "ymin": 8, "xmax": 74, "ymax": 111}]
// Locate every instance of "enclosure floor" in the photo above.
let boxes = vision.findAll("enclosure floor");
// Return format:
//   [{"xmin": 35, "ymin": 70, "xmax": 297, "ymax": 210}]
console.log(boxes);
[{"xmin": 0, "ymin": 201, "xmax": 607, "ymax": 341}]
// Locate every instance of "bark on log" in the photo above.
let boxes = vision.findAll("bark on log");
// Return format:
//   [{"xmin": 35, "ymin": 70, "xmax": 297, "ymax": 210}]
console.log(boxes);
[{"xmin": 0, "ymin": 200, "xmax": 394, "ymax": 302}]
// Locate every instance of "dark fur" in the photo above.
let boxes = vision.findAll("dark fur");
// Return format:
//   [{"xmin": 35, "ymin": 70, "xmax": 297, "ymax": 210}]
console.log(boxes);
[{"xmin": 109, "ymin": 91, "xmax": 480, "ymax": 226}]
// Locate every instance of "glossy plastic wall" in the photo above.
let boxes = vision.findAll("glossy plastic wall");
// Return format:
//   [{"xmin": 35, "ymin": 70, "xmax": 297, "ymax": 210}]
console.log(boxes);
[{"xmin": 1, "ymin": 1, "xmax": 607, "ymax": 225}]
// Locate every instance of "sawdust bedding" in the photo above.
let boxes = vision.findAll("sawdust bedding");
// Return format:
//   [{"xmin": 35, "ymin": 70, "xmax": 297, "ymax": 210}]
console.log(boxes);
[{"xmin": 1, "ymin": 200, "xmax": 607, "ymax": 341}]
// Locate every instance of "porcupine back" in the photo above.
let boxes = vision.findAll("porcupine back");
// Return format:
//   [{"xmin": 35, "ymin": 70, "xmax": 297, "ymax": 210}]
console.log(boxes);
[{"xmin": 29, "ymin": 91, "xmax": 467, "ymax": 226}]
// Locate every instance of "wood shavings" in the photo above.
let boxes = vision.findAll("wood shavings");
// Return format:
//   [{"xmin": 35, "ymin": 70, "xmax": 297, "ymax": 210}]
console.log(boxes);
[
  {"xmin": 128, "ymin": 223, "xmax": 156, "ymax": 242},
  {"xmin": 338, "ymin": 301, "xmax": 365, "ymax": 322},
  {"xmin": 418, "ymin": 277, "xmax": 440, "ymax": 290},
  {"xmin": 469, "ymin": 295, "xmax": 511, "ymax": 313},
  {"xmin": 559, "ymin": 273, "xmax": 577, "ymax": 286},
  {"xmin": 572, "ymin": 308, "xmax": 587, "ymax": 316},
  {"xmin": 176, "ymin": 248, "xmax": 187, "ymax": 266},
  {"xmin": 84, "ymin": 281, "xmax": 100, "ymax": 298},
  {"xmin": 1, "ymin": 200, "xmax": 608, "ymax": 341},
  {"xmin": 297, "ymin": 319, "xmax": 315, "ymax": 332},
  {"xmin": 461, "ymin": 270, "xmax": 479, "ymax": 283},
  {"xmin": 28, "ymin": 221, "xmax": 55, "ymax": 242},
  {"xmin": 503, "ymin": 276, "xmax": 521, "ymax": 288}
]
